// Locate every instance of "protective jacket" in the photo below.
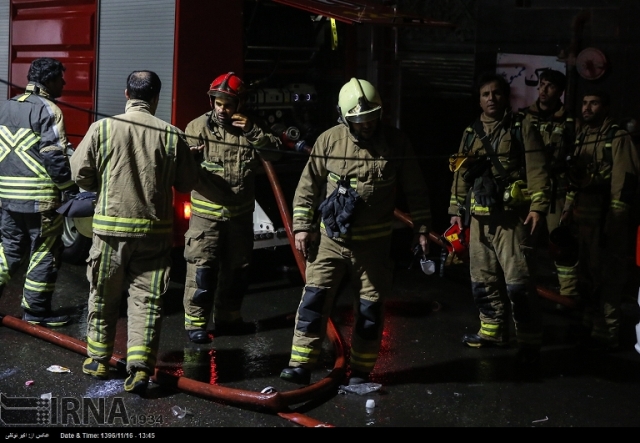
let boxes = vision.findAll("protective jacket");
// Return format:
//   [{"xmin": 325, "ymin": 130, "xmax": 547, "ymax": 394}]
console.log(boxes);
[
  {"xmin": 0, "ymin": 82, "xmax": 75, "ymax": 213},
  {"xmin": 448, "ymin": 110, "xmax": 550, "ymax": 219},
  {"xmin": 186, "ymin": 112, "xmax": 280, "ymax": 220},
  {"xmin": 518, "ymin": 102, "xmax": 573, "ymax": 163},
  {"xmin": 71, "ymin": 99, "xmax": 199, "ymax": 237},
  {"xmin": 564, "ymin": 116, "xmax": 640, "ymax": 223},
  {"xmin": 564, "ymin": 117, "xmax": 639, "ymax": 345},
  {"xmin": 293, "ymin": 124, "xmax": 431, "ymax": 241}
]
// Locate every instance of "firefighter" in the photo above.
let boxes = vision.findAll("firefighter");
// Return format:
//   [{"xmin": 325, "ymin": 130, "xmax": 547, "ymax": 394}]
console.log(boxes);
[
  {"xmin": 182, "ymin": 72, "xmax": 281, "ymax": 344},
  {"xmin": 280, "ymin": 78, "xmax": 432, "ymax": 385},
  {"xmin": 562, "ymin": 90, "xmax": 640, "ymax": 351},
  {"xmin": 0, "ymin": 57, "xmax": 76, "ymax": 327},
  {"xmin": 449, "ymin": 73, "xmax": 550, "ymax": 372},
  {"xmin": 72, "ymin": 71, "xmax": 199, "ymax": 395},
  {"xmin": 517, "ymin": 69, "xmax": 579, "ymax": 303}
]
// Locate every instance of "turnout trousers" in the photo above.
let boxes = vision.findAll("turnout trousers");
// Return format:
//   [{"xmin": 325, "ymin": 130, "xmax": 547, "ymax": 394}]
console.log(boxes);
[
  {"xmin": 573, "ymin": 193, "xmax": 629, "ymax": 345},
  {"xmin": 545, "ymin": 191, "xmax": 579, "ymax": 298},
  {"xmin": 288, "ymin": 234, "xmax": 393, "ymax": 374},
  {"xmin": 85, "ymin": 234, "xmax": 171, "ymax": 374},
  {"xmin": 0, "ymin": 208, "xmax": 63, "ymax": 314},
  {"xmin": 469, "ymin": 212, "xmax": 542, "ymax": 347},
  {"xmin": 183, "ymin": 213, "xmax": 253, "ymax": 331}
]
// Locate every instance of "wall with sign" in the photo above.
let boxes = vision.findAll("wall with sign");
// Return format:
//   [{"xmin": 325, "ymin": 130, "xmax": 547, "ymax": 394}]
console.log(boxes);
[{"xmin": 496, "ymin": 53, "xmax": 566, "ymax": 112}]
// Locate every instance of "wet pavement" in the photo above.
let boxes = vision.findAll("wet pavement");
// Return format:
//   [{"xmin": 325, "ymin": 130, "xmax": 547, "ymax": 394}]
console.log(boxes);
[{"xmin": 1, "ymin": 244, "xmax": 640, "ymax": 430}]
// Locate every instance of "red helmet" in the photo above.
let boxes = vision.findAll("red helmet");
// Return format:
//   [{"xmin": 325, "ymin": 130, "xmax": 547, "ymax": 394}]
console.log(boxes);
[
  {"xmin": 208, "ymin": 72, "xmax": 246, "ymax": 100},
  {"xmin": 443, "ymin": 223, "xmax": 470, "ymax": 260}
]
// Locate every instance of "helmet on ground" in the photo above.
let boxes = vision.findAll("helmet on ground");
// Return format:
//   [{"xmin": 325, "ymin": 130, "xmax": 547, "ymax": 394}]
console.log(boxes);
[
  {"xmin": 208, "ymin": 72, "xmax": 246, "ymax": 101},
  {"xmin": 337, "ymin": 78, "xmax": 382, "ymax": 124},
  {"xmin": 443, "ymin": 223, "xmax": 469, "ymax": 260},
  {"xmin": 548, "ymin": 225, "xmax": 579, "ymax": 265}
]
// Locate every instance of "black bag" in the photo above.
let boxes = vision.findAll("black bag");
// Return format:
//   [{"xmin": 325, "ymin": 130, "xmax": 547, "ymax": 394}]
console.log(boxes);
[
  {"xmin": 318, "ymin": 179, "xmax": 361, "ymax": 238},
  {"xmin": 56, "ymin": 191, "xmax": 97, "ymax": 218}
]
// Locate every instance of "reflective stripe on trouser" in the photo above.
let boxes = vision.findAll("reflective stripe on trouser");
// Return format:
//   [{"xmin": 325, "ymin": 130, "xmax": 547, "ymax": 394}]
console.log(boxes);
[
  {"xmin": 545, "ymin": 192, "xmax": 579, "ymax": 297},
  {"xmin": 469, "ymin": 213, "xmax": 542, "ymax": 347},
  {"xmin": 574, "ymin": 201, "xmax": 628, "ymax": 344},
  {"xmin": 183, "ymin": 213, "xmax": 253, "ymax": 330},
  {"xmin": 86, "ymin": 234, "xmax": 171, "ymax": 374},
  {"xmin": 289, "ymin": 234, "xmax": 392, "ymax": 373},
  {"xmin": 0, "ymin": 209, "xmax": 63, "ymax": 313},
  {"xmin": 556, "ymin": 261, "xmax": 579, "ymax": 297}
]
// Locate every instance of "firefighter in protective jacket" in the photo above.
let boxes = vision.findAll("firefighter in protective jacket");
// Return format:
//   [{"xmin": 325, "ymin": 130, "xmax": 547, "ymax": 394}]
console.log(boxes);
[
  {"xmin": 0, "ymin": 57, "xmax": 76, "ymax": 327},
  {"xmin": 280, "ymin": 78, "xmax": 432, "ymax": 386},
  {"xmin": 72, "ymin": 71, "xmax": 199, "ymax": 395},
  {"xmin": 517, "ymin": 69, "xmax": 579, "ymax": 302},
  {"xmin": 562, "ymin": 90, "xmax": 640, "ymax": 351},
  {"xmin": 182, "ymin": 72, "xmax": 281, "ymax": 344},
  {"xmin": 449, "ymin": 73, "xmax": 550, "ymax": 370}
]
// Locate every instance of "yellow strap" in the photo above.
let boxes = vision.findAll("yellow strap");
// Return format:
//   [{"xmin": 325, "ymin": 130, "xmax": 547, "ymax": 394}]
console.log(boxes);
[{"xmin": 331, "ymin": 18, "xmax": 338, "ymax": 50}]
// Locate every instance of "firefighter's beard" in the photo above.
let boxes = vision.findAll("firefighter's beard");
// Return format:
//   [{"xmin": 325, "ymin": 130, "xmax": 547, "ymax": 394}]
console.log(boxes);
[
  {"xmin": 350, "ymin": 122, "xmax": 378, "ymax": 142},
  {"xmin": 212, "ymin": 111, "xmax": 232, "ymax": 126}
]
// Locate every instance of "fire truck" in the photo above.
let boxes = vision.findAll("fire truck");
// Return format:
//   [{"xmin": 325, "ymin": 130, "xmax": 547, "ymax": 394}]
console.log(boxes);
[{"xmin": 0, "ymin": 0, "xmax": 451, "ymax": 264}]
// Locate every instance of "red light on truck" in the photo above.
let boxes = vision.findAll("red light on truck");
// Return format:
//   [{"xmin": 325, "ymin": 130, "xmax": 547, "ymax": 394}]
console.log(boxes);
[{"xmin": 184, "ymin": 202, "xmax": 192, "ymax": 220}]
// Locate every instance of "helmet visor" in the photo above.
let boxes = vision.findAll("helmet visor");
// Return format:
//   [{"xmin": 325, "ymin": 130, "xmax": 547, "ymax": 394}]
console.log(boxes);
[{"xmin": 345, "ymin": 106, "xmax": 382, "ymax": 123}]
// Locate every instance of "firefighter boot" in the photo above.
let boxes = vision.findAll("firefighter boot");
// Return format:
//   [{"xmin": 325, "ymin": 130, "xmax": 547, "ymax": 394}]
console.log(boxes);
[
  {"xmin": 348, "ymin": 370, "xmax": 370, "ymax": 386},
  {"xmin": 462, "ymin": 333, "xmax": 509, "ymax": 348},
  {"xmin": 23, "ymin": 310, "xmax": 70, "ymax": 328},
  {"xmin": 82, "ymin": 358, "xmax": 109, "ymax": 380},
  {"xmin": 124, "ymin": 370, "xmax": 150, "ymax": 396},
  {"xmin": 187, "ymin": 329, "xmax": 211, "ymax": 344},
  {"xmin": 280, "ymin": 367, "xmax": 311, "ymax": 385}
]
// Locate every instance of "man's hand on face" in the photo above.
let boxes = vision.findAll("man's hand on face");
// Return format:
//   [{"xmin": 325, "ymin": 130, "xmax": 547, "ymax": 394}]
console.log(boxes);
[{"xmin": 231, "ymin": 114, "xmax": 254, "ymax": 132}]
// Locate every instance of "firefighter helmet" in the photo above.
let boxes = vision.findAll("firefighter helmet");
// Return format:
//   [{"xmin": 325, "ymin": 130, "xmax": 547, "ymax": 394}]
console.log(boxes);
[
  {"xmin": 548, "ymin": 225, "xmax": 579, "ymax": 265},
  {"xmin": 208, "ymin": 72, "xmax": 246, "ymax": 101},
  {"xmin": 337, "ymin": 78, "xmax": 382, "ymax": 124},
  {"xmin": 443, "ymin": 223, "xmax": 470, "ymax": 260}
]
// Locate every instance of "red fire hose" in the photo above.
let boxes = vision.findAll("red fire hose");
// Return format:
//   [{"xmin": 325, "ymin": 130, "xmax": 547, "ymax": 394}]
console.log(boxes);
[
  {"xmin": 0, "ymin": 160, "xmax": 345, "ymax": 428},
  {"xmin": 0, "ymin": 172, "xmax": 570, "ymax": 426}
]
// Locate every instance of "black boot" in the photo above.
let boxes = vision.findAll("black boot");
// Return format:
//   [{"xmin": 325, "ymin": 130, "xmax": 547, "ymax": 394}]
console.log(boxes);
[
  {"xmin": 23, "ymin": 310, "xmax": 70, "ymax": 327},
  {"xmin": 462, "ymin": 333, "xmax": 509, "ymax": 348},
  {"xmin": 187, "ymin": 329, "xmax": 211, "ymax": 344},
  {"xmin": 348, "ymin": 370, "xmax": 370, "ymax": 386},
  {"xmin": 280, "ymin": 367, "xmax": 311, "ymax": 385}
]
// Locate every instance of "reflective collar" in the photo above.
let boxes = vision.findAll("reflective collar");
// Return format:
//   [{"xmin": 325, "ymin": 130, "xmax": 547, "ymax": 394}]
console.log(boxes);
[
  {"xmin": 125, "ymin": 99, "xmax": 152, "ymax": 114},
  {"xmin": 25, "ymin": 82, "xmax": 51, "ymax": 99}
]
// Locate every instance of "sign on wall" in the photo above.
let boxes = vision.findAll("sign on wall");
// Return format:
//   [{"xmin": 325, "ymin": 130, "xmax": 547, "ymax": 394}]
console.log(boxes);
[{"xmin": 496, "ymin": 53, "xmax": 566, "ymax": 112}]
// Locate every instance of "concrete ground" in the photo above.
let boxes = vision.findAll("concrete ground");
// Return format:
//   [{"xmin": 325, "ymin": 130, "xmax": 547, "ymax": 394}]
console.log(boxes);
[{"xmin": 1, "ymin": 244, "xmax": 640, "ymax": 430}]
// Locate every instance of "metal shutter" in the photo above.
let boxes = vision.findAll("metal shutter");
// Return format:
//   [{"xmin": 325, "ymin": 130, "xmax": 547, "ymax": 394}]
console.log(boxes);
[
  {"xmin": 96, "ymin": 0, "xmax": 175, "ymax": 122},
  {"xmin": 0, "ymin": 0, "xmax": 9, "ymax": 100}
]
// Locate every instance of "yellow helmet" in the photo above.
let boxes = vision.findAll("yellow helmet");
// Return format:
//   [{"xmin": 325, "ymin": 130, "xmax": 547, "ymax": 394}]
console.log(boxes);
[{"xmin": 337, "ymin": 78, "xmax": 382, "ymax": 124}]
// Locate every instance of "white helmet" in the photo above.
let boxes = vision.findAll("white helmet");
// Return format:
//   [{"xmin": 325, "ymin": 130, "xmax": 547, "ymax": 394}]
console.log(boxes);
[{"xmin": 337, "ymin": 78, "xmax": 382, "ymax": 124}]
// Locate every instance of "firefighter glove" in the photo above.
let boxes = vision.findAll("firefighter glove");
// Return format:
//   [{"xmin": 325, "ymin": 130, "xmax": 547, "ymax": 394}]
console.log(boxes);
[{"xmin": 473, "ymin": 173, "xmax": 498, "ymax": 208}]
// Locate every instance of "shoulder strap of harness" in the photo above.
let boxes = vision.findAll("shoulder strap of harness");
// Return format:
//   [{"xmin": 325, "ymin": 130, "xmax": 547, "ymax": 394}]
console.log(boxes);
[
  {"xmin": 573, "ymin": 123, "xmax": 619, "ymax": 164},
  {"xmin": 603, "ymin": 123, "xmax": 619, "ymax": 164},
  {"xmin": 462, "ymin": 126, "xmax": 475, "ymax": 155}
]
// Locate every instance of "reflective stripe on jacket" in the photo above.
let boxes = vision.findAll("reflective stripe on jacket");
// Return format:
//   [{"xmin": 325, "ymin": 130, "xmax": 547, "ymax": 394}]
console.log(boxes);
[
  {"xmin": 449, "ymin": 110, "xmax": 551, "ymax": 218},
  {"xmin": 293, "ymin": 123, "xmax": 432, "ymax": 242},
  {"xmin": 185, "ymin": 112, "xmax": 281, "ymax": 221},
  {"xmin": 71, "ymin": 99, "xmax": 199, "ymax": 237},
  {"xmin": 0, "ymin": 82, "xmax": 74, "ymax": 212},
  {"xmin": 564, "ymin": 117, "xmax": 640, "ymax": 218}
]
